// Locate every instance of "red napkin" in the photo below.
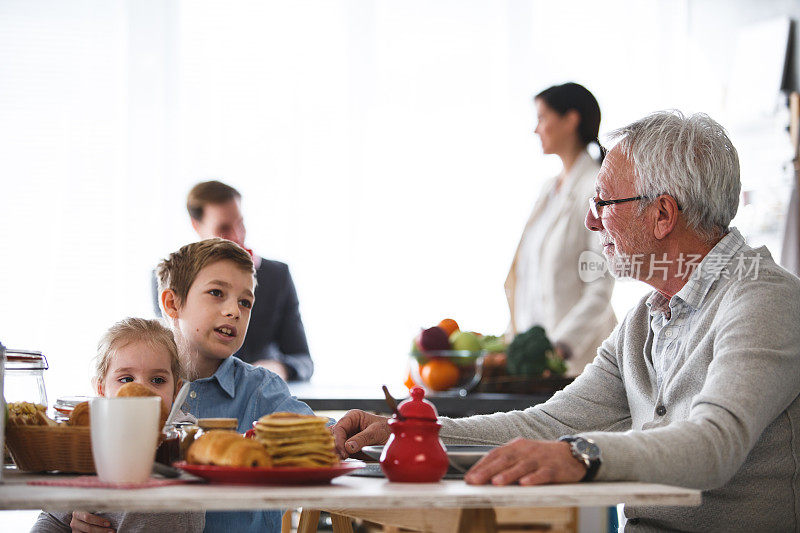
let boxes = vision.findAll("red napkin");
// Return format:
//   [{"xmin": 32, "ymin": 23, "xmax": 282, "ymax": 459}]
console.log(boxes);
[{"xmin": 29, "ymin": 476, "xmax": 190, "ymax": 489}]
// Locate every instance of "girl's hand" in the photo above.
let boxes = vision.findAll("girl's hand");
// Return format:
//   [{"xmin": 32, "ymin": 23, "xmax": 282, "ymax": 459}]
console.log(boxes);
[{"xmin": 70, "ymin": 511, "xmax": 115, "ymax": 533}]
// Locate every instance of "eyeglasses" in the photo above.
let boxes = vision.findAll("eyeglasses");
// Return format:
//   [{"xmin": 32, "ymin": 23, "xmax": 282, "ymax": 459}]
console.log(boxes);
[
  {"xmin": 588, "ymin": 196, "xmax": 644, "ymax": 219},
  {"xmin": 588, "ymin": 195, "xmax": 683, "ymax": 219}
]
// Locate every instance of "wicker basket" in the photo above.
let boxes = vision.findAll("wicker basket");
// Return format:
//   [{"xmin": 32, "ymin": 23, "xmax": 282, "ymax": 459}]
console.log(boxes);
[{"xmin": 5, "ymin": 425, "xmax": 95, "ymax": 473}]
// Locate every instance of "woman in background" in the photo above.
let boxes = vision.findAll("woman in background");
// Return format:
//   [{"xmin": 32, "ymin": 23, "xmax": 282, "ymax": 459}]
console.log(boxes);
[{"xmin": 506, "ymin": 82, "xmax": 616, "ymax": 375}]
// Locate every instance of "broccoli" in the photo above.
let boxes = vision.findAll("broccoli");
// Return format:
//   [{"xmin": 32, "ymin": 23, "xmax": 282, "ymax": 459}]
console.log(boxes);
[
  {"xmin": 546, "ymin": 351, "xmax": 568, "ymax": 375},
  {"xmin": 506, "ymin": 325, "xmax": 555, "ymax": 376}
]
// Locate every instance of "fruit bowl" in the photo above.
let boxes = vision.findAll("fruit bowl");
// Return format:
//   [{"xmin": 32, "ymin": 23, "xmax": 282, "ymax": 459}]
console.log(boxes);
[{"xmin": 409, "ymin": 350, "xmax": 486, "ymax": 396}]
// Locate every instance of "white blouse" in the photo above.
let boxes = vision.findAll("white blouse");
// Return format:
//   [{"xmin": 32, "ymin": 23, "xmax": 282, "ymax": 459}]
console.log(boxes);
[{"xmin": 514, "ymin": 184, "xmax": 563, "ymax": 332}]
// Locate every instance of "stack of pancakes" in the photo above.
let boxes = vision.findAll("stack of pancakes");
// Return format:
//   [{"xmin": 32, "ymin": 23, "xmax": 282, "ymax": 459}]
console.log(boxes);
[{"xmin": 254, "ymin": 412, "xmax": 339, "ymax": 467}]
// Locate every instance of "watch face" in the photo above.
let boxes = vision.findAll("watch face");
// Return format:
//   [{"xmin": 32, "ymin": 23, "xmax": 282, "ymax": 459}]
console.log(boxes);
[{"xmin": 575, "ymin": 439, "xmax": 600, "ymax": 459}]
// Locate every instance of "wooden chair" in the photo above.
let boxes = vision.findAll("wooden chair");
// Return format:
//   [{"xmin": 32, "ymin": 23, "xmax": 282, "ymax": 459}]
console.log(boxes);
[
  {"xmin": 493, "ymin": 507, "xmax": 578, "ymax": 532},
  {"xmin": 281, "ymin": 510, "xmax": 293, "ymax": 533},
  {"xmin": 296, "ymin": 509, "xmax": 355, "ymax": 533}
]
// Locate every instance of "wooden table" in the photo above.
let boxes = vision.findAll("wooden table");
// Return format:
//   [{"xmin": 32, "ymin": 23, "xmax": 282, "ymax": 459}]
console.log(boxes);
[
  {"xmin": 0, "ymin": 470, "xmax": 701, "ymax": 533},
  {"xmin": 288, "ymin": 383, "xmax": 554, "ymax": 418}
]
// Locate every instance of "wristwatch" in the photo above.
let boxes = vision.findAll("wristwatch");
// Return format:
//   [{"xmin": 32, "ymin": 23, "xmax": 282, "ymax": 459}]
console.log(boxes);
[{"xmin": 559, "ymin": 436, "xmax": 601, "ymax": 482}]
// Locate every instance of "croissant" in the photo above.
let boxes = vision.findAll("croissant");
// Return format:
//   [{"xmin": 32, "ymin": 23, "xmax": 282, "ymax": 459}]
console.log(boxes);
[
  {"xmin": 187, "ymin": 430, "xmax": 272, "ymax": 468},
  {"xmin": 187, "ymin": 430, "xmax": 241, "ymax": 464}
]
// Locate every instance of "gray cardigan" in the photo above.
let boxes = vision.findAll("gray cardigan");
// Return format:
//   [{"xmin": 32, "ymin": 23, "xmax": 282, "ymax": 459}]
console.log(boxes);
[{"xmin": 440, "ymin": 240, "xmax": 800, "ymax": 532}]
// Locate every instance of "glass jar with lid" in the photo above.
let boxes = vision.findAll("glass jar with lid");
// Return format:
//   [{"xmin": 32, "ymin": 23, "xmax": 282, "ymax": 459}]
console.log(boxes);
[
  {"xmin": 156, "ymin": 425, "xmax": 182, "ymax": 465},
  {"xmin": 176, "ymin": 422, "xmax": 200, "ymax": 461},
  {"xmin": 53, "ymin": 396, "xmax": 93, "ymax": 424},
  {"xmin": 1, "ymin": 341, "xmax": 5, "ymax": 478},
  {"xmin": 195, "ymin": 418, "xmax": 238, "ymax": 439},
  {"xmin": 180, "ymin": 418, "xmax": 239, "ymax": 460},
  {"xmin": 4, "ymin": 349, "xmax": 49, "ymax": 409}
]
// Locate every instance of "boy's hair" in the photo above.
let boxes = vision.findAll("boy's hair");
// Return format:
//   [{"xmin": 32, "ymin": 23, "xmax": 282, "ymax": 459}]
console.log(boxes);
[
  {"xmin": 95, "ymin": 317, "xmax": 183, "ymax": 386},
  {"xmin": 155, "ymin": 237, "xmax": 255, "ymax": 308},
  {"xmin": 186, "ymin": 180, "xmax": 241, "ymax": 221}
]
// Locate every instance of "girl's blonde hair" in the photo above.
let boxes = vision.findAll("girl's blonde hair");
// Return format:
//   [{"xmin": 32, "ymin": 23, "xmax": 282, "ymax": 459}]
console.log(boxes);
[{"xmin": 94, "ymin": 317, "xmax": 183, "ymax": 386}]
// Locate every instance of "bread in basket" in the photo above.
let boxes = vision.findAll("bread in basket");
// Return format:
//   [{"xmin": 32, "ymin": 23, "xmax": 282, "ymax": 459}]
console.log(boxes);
[{"xmin": 5, "ymin": 401, "xmax": 94, "ymax": 473}]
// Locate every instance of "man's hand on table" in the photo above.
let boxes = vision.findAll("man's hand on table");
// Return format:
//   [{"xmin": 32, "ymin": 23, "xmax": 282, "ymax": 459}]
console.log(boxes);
[
  {"xmin": 331, "ymin": 412, "xmax": 587, "ymax": 485},
  {"xmin": 331, "ymin": 409, "xmax": 391, "ymax": 459},
  {"xmin": 70, "ymin": 511, "xmax": 115, "ymax": 533},
  {"xmin": 464, "ymin": 438, "xmax": 586, "ymax": 486}
]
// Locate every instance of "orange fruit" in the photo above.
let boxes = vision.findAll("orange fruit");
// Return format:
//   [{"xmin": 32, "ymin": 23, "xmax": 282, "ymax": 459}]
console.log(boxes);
[
  {"xmin": 404, "ymin": 370, "xmax": 417, "ymax": 390},
  {"xmin": 437, "ymin": 318, "xmax": 460, "ymax": 337},
  {"xmin": 420, "ymin": 359, "xmax": 460, "ymax": 391}
]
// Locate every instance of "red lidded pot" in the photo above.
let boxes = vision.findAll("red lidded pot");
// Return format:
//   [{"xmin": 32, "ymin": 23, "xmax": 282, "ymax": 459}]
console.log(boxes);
[{"xmin": 380, "ymin": 387, "xmax": 449, "ymax": 482}]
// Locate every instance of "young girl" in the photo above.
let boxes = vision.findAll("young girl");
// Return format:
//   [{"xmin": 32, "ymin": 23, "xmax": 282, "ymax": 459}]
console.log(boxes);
[{"xmin": 31, "ymin": 317, "xmax": 204, "ymax": 533}]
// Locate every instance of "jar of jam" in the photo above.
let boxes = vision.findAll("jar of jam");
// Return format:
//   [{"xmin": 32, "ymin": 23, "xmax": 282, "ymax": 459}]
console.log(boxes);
[
  {"xmin": 195, "ymin": 418, "xmax": 239, "ymax": 438},
  {"xmin": 179, "ymin": 418, "xmax": 238, "ymax": 460},
  {"xmin": 156, "ymin": 425, "xmax": 182, "ymax": 465},
  {"xmin": 177, "ymin": 423, "xmax": 200, "ymax": 461}
]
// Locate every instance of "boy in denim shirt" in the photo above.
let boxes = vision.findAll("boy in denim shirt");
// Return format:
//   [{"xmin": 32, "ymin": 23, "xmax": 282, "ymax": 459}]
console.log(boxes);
[{"xmin": 156, "ymin": 238, "xmax": 314, "ymax": 532}]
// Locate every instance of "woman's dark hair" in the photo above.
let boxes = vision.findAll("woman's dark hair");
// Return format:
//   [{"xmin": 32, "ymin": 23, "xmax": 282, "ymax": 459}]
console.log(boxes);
[{"xmin": 535, "ymin": 82, "xmax": 606, "ymax": 163}]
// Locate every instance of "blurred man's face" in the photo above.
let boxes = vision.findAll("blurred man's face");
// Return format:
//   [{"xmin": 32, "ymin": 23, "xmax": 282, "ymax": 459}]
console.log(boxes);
[{"xmin": 192, "ymin": 199, "xmax": 246, "ymax": 248}]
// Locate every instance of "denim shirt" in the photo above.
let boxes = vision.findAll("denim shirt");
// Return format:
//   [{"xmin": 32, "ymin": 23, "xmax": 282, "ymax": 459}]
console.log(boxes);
[{"xmin": 182, "ymin": 356, "xmax": 315, "ymax": 533}]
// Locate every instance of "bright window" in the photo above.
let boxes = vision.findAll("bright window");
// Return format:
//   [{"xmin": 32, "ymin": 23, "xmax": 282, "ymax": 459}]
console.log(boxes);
[{"xmin": 1, "ymin": 0, "xmax": 786, "ymax": 402}]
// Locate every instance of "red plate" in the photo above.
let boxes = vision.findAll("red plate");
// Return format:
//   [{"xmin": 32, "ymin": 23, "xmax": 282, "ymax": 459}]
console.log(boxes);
[{"xmin": 173, "ymin": 461, "xmax": 365, "ymax": 485}]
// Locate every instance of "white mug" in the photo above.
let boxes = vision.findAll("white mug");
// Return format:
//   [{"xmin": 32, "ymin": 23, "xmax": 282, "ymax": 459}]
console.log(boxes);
[{"xmin": 90, "ymin": 397, "xmax": 161, "ymax": 483}]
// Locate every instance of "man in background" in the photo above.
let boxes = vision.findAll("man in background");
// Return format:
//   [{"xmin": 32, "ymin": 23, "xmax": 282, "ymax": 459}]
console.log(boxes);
[{"xmin": 152, "ymin": 180, "xmax": 313, "ymax": 381}]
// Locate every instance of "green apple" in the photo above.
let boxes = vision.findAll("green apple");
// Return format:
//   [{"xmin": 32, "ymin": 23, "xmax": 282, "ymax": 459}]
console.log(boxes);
[
  {"xmin": 450, "ymin": 331, "xmax": 482, "ymax": 352},
  {"xmin": 480, "ymin": 335, "xmax": 507, "ymax": 353}
]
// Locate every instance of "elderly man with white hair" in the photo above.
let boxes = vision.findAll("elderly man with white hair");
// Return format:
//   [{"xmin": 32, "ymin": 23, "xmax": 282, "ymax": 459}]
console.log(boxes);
[{"xmin": 333, "ymin": 111, "xmax": 800, "ymax": 531}]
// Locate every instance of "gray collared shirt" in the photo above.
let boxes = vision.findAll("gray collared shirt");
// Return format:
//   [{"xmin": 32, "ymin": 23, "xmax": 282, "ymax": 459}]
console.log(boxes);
[{"xmin": 646, "ymin": 229, "xmax": 749, "ymax": 391}]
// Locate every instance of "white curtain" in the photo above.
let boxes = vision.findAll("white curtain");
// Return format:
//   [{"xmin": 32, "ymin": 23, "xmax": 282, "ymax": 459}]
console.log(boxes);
[{"xmin": 781, "ymin": 185, "xmax": 800, "ymax": 275}]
